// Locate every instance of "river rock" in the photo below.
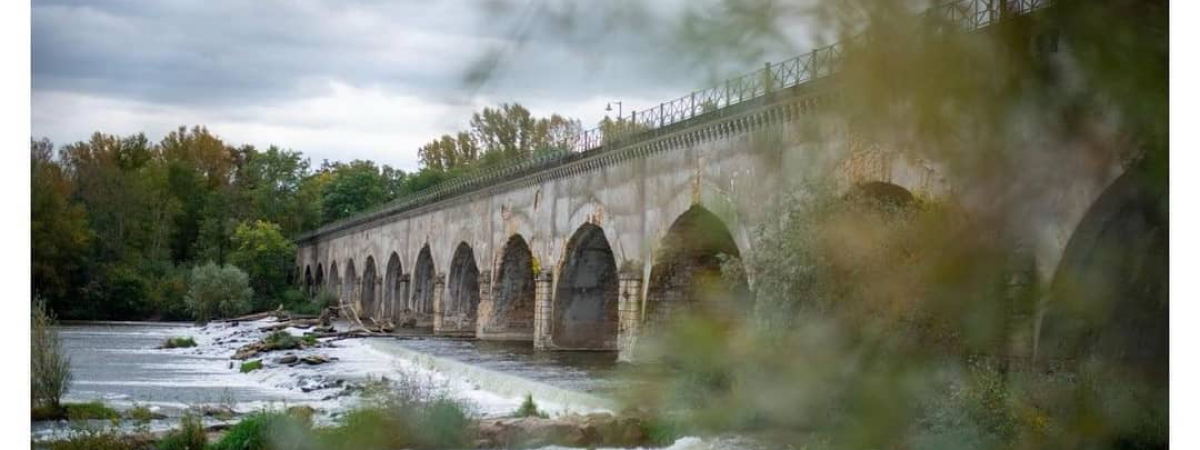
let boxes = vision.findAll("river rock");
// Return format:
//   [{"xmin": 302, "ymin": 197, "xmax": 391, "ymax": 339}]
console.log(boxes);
[
  {"xmin": 301, "ymin": 355, "xmax": 330, "ymax": 365},
  {"xmin": 474, "ymin": 413, "xmax": 648, "ymax": 448},
  {"xmin": 475, "ymin": 417, "xmax": 593, "ymax": 448},
  {"xmin": 578, "ymin": 413, "xmax": 646, "ymax": 446},
  {"xmin": 231, "ymin": 345, "xmax": 261, "ymax": 360},
  {"xmin": 275, "ymin": 354, "xmax": 298, "ymax": 365}
]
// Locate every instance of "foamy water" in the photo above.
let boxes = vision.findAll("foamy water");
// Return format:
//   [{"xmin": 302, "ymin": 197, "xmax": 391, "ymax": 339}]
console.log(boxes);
[{"xmin": 34, "ymin": 320, "xmax": 723, "ymax": 449}]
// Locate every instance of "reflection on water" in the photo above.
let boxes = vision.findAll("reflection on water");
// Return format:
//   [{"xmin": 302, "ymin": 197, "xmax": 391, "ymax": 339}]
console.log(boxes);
[{"xmin": 393, "ymin": 338, "xmax": 625, "ymax": 395}]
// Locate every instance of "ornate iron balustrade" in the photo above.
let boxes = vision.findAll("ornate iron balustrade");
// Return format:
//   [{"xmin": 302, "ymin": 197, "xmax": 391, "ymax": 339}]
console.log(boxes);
[{"xmin": 296, "ymin": 0, "xmax": 1051, "ymax": 242}]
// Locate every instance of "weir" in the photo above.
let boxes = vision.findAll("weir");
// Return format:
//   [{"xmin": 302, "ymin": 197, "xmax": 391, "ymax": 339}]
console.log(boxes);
[{"xmin": 365, "ymin": 339, "xmax": 619, "ymax": 412}]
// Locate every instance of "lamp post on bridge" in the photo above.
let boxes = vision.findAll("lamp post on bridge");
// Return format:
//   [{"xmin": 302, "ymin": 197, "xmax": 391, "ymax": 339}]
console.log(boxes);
[{"xmin": 605, "ymin": 101, "xmax": 623, "ymax": 120}]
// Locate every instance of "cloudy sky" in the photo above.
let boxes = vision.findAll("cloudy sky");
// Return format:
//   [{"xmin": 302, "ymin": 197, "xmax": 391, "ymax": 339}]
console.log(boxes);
[{"xmin": 32, "ymin": 0, "xmax": 810, "ymax": 171}]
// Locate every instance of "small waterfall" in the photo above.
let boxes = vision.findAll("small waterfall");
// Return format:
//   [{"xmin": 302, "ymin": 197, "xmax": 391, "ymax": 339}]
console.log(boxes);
[{"xmin": 365, "ymin": 339, "xmax": 618, "ymax": 412}]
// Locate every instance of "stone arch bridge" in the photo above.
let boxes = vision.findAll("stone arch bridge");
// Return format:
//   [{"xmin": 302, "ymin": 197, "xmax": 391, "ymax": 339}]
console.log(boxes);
[{"xmin": 295, "ymin": 0, "xmax": 1164, "ymax": 363}]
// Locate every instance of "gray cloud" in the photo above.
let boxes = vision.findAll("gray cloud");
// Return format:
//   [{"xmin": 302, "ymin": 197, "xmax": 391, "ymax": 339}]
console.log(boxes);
[{"xmin": 32, "ymin": 0, "xmax": 812, "ymax": 167}]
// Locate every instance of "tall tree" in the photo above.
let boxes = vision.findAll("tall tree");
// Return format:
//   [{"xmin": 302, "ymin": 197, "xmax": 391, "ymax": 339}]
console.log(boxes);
[
  {"xmin": 418, "ymin": 131, "xmax": 478, "ymax": 172},
  {"xmin": 159, "ymin": 126, "xmax": 233, "ymax": 262},
  {"xmin": 229, "ymin": 220, "xmax": 297, "ymax": 310},
  {"xmin": 417, "ymin": 103, "xmax": 582, "ymax": 174},
  {"xmin": 31, "ymin": 139, "xmax": 91, "ymax": 312},
  {"xmin": 319, "ymin": 160, "xmax": 395, "ymax": 223}
]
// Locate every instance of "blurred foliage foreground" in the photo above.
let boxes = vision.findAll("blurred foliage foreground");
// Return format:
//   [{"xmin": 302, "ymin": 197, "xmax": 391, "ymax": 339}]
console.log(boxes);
[
  {"xmin": 612, "ymin": 1, "xmax": 1167, "ymax": 449},
  {"xmin": 623, "ymin": 183, "xmax": 1165, "ymax": 449}
]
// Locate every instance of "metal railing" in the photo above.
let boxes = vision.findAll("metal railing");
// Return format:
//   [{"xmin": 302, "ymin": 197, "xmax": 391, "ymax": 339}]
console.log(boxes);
[{"xmin": 296, "ymin": 0, "xmax": 1051, "ymax": 242}]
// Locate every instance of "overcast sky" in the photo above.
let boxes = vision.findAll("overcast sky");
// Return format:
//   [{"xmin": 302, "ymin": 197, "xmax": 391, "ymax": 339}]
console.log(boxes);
[{"xmin": 32, "ymin": 0, "xmax": 810, "ymax": 171}]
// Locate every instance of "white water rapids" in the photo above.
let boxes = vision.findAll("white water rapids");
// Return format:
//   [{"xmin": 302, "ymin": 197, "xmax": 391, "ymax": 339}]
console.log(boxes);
[{"xmin": 32, "ymin": 319, "xmax": 741, "ymax": 449}]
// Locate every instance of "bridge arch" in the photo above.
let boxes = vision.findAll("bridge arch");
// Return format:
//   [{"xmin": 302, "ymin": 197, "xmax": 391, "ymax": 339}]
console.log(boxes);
[
  {"xmin": 553, "ymin": 223, "xmax": 619, "ymax": 350},
  {"xmin": 303, "ymin": 265, "xmax": 313, "ymax": 295},
  {"xmin": 482, "ymin": 234, "xmax": 536, "ymax": 341},
  {"xmin": 1038, "ymin": 166, "xmax": 1167, "ymax": 378},
  {"xmin": 343, "ymin": 259, "xmax": 358, "ymax": 311},
  {"xmin": 410, "ymin": 244, "xmax": 437, "ymax": 324},
  {"xmin": 361, "ymin": 256, "xmax": 379, "ymax": 319},
  {"xmin": 315, "ymin": 264, "xmax": 324, "ymax": 292},
  {"xmin": 443, "ymin": 242, "xmax": 481, "ymax": 335},
  {"xmin": 384, "ymin": 252, "xmax": 404, "ymax": 322},
  {"xmin": 329, "ymin": 261, "xmax": 340, "ymax": 304},
  {"xmin": 647, "ymin": 205, "xmax": 749, "ymax": 326}
]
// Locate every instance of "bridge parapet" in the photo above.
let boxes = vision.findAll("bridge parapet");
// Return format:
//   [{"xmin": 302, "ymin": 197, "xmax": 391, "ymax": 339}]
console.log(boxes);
[{"xmin": 297, "ymin": 0, "xmax": 1050, "ymax": 245}]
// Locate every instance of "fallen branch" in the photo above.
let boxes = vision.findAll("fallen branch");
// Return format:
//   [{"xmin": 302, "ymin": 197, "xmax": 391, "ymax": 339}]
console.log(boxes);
[{"xmin": 258, "ymin": 318, "xmax": 321, "ymax": 332}]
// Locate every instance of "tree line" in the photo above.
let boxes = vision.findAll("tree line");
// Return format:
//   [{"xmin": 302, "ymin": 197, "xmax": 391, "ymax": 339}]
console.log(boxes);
[{"xmin": 32, "ymin": 103, "xmax": 589, "ymax": 320}]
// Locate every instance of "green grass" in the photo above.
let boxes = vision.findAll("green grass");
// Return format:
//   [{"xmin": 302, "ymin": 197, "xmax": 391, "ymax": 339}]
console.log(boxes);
[
  {"xmin": 208, "ymin": 398, "xmax": 473, "ymax": 450},
  {"xmin": 161, "ymin": 336, "xmax": 198, "ymax": 349},
  {"xmin": 514, "ymin": 394, "xmax": 549, "ymax": 418},
  {"xmin": 32, "ymin": 401, "xmax": 123, "ymax": 421},
  {"xmin": 209, "ymin": 411, "xmax": 309, "ymax": 450},
  {"xmin": 240, "ymin": 360, "xmax": 264, "ymax": 373},
  {"xmin": 313, "ymin": 408, "xmax": 407, "ymax": 450},
  {"xmin": 641, "ymin": 415, "xmax": 684, "ymax": 446},
  {"xmin": 157, "ymin": 414, "xmax": 207, "ymax": 450}
]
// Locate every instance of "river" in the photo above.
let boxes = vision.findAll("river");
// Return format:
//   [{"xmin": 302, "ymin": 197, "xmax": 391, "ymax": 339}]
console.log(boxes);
[{"xmin": 32, "ymin": 320, "xmax": 736, "ymax": 449}]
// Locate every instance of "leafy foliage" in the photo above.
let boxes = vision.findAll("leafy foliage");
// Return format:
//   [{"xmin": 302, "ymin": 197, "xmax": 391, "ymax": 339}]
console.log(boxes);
[
  {"xmin": 185, "ymin": 262, "xmax": 253, "ymax": 322},
  {"xmin": 209, "ymin": 411, "xmax": 310, "ymax": 450},
  {"xmin": 157, "ymin": 414, "xmax": 207, "ymax": 450},
  {"xmin": 240, "ymin": 360, "xmax": 264, "ymax": 373},
  {"xmin": 261, "ymin": 331, "xmax": 305, "ymax": 351},
  {"xmin": 230, "ymin": 220, "xmax": 298, "ymax": 311},
  {"xmin": 31, "ymin": 100, "xmax": 583, "ymax": 321},
  {"xmin": 161, "ymin": 336, "xmax": 198, "ymax": 349},
  {"xmin": 514, "ymin": 394, "xmax": 548, "ymax": 418},
  {"xmin": 31, "ymin": 300, "xmax": 71, "ymax": 412},
  {"xmin": 65, "ymin": 401, "xmax": 121, "ymax": 421}
]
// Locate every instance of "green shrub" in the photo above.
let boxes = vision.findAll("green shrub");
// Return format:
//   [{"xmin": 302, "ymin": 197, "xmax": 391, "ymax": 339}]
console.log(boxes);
[
  {"xmin": 262, "ymin": 331, "xmax": 304, "ymax": 351},
  {"xmin": 410, "ymin": 398, "xmax": 472, "ymax": 448},
  {"xmin": 144, "ymin": 262, "xmax": 192, "ymax": 321},
  {"xmin": 312, "ymin": 399, "xmax": 472, "ymax": 450},
  {"xmin": 66, "ymin": 401, "xmax": 121, "ymax": 421},
  {"xmin": 161, "ymin": 336, "xmax": 198, "ymax": 349},
  {"xmin": 209, "ymin": 411, "xmax": 309, "ymax": 450},
  {"xmin": 280, "ymin": 288, "xmax": 336, "ymax": 316},
  {"xmin": 127, "ymin": 403, "xmax": 157, "ymax": 432},
  {"xmin": 240, "ymin": 360, "xmax": 264, "ymax": 373},
  {"xmin": 33, "ymin": 400, "xmax": 122, "ymax": 422},
  {"xmin": 514, "ymin": 394, "xmax": 548, "ymax": 418},
  {"xmin": 32, "ymin": 299, "xmax": 72, "ymax": 412},
  {"xmin": 641, "ymin": 415, "xmax": 683, "ymax": 446},
  {"xmin": 157, "ymin": 414, "xmax": 207, "ymax": 450},
  {"xmin": 314, "ymin": 407, "xmax": 408, "ymax": 450},
  {"xmin": 313, "ymin": 289, "xmax": 337, "ymax": 310},
  {"xmin": 185, "ymin": 262, "xmax": 253, "ymax": 322}
]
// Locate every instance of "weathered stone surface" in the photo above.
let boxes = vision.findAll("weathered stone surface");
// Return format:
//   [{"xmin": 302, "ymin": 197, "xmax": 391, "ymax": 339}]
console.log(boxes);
[
  {"xmin": 473, "ymin": 413, "xmax": 645, "ymax": 448},
  {"xmin": 300, "ymin": 355, "xmax": 331, "ymax": 365},
  {"xmin": 476, "ymin": 417, "xmax": 590, "ymax": 448},
  {"xmin": 274, "ymin": 354, "xmax": 298, "ymax": 365}
]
